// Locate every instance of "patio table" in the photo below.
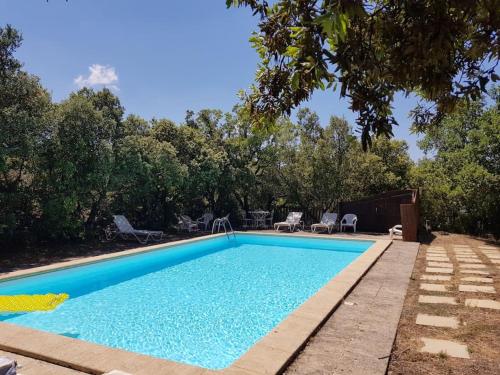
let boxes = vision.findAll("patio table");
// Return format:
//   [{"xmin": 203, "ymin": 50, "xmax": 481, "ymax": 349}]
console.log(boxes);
[{"xmin": 248, "ymin": 210, "xmax": 270, "ymax": 228}]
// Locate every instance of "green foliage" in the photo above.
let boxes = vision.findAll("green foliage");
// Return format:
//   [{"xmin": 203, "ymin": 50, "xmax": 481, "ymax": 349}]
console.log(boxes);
[
  {"xmin": 0, "ymin": 25, "xmax": 52, "ymax": 239},
  {"xmin": 1, "ymin": 24, "xmax": 497, "ymax": 244},
  {"xmin": 36, "ymin": 91, "xmax": 117, "ymax": 238},
  {"xmin": 411, "ymin": 93, "xmax": 500, "ymax": 235},
  {"xmin": 228, "ymin": 1, "xmax": 499, "ymax": 148}
]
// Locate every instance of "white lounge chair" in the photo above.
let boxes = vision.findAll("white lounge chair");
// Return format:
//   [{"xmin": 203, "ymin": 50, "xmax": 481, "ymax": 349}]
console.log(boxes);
[
  {"xmin": 389, "ymin": 224, "xmax": 403, "ymax": 238},
  {"xmin": 311, "ymin": 212, "xmax": 338, "ymax": 234},
  {"xmin": 340, "ymin": 214, "xmax": 358, "ymax": 232},
  {"xmin": 274, "ymin": 212, "xmax": 303, "ymax": 232},
  {"xmin": 111, "ymin": 215, "xmax": 164, "ymax": 244},
  {"xmin": 177, "ymin": 215, "xmax": 200, "ymax": 232},
  {"xmin": 196, "ymin": 213, "xmax": 214, "ymax": 231}
]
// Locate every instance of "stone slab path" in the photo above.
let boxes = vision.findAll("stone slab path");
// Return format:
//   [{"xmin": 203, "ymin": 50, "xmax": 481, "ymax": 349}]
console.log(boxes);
[
  {"xmin": 464, "ymin": 299, "xmax": 500, "ymax": 310},
  {"xmin": 420, "ymin": 338, "xmax": 470, "ymax": 359},
  {"xmin": 418, "ymin": 295, "xmax": 457, "ymax": 305},
  {"xmin": 416, "ymin": 314, "xmax": 459, "ymax": 328},
  {"xmin": 286, "ymin": 240, "xmax": 419, "ymax": 375},
  {"xmin": 389, "ymin": 234, "xmax": 500, "ymax": 374}
]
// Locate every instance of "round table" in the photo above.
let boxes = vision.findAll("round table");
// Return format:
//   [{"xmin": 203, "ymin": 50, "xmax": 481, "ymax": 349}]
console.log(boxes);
[{"xmin": 248, "ymin": 210, "xmax": 270, "ymax": 228}]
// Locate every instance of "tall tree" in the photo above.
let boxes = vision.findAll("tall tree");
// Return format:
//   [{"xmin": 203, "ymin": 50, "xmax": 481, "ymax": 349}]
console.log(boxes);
[
  {"xmin": 411, "ymin": 92, "xmax": 500, "ymax": 234},
  {"xmin": 227, "ymin": 1, "xmax": 499, "ymax": 147},
  {"xmin": 0, "ymin": 25, "xmax": 52, "ymax": 240}
]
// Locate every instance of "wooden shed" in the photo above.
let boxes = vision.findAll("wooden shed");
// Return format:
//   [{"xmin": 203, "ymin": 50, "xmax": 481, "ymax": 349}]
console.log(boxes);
[{"xmin": 339, "ymin": 189, "xmax": 420, "ymax": 241}]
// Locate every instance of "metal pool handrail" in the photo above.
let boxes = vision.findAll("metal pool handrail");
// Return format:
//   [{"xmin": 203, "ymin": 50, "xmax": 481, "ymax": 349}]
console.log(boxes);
[{"xmin": 212, "ymin": 216, "xmax": 236, "ymax": 239}]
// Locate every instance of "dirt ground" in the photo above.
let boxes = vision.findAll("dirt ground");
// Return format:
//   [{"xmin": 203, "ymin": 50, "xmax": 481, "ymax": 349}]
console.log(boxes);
[{"xmin": 387, "ymin": 233, "xmax": 500, "ymax": 375}]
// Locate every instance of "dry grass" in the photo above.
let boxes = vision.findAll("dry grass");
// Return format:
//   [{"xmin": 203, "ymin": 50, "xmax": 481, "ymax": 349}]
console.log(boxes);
[{"xmin": 388, "ymin": 233, "xmax": 500, "ymax": 374}]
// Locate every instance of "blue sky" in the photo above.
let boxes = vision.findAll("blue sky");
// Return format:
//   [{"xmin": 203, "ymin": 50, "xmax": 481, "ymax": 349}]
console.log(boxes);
[{"xmin": 1, "ymin": 0, "xmax": 425, "ymax": 159}]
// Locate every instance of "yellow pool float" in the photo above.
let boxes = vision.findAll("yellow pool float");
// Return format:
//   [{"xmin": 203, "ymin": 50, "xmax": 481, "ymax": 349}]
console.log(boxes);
[{"xmin": 0, "ymin": 293, "xmax": 69, "ymax": 313}]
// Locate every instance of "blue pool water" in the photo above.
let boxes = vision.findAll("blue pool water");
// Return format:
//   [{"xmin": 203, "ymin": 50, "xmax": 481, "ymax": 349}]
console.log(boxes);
[{"xmin": 0, "ymin": 234, "xmax": 373, "ymax": 369}]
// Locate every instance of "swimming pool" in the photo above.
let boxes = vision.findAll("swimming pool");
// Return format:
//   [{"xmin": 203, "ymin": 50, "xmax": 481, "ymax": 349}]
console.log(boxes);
[{"xmin": 0, "ymin": 233, "xmax": 374, "ymax": 370}]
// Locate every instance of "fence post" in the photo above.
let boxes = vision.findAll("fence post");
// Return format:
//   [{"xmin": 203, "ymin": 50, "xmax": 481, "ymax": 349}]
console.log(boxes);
[{"xmin": 400, "ymin": 204, "xmax": 418, "ymax": 241}]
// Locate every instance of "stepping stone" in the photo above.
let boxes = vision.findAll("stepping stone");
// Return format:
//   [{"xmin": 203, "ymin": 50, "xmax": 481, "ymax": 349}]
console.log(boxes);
[
  {"xmin": 461, "ymin": 276, "xmax": 493, "ymax": 283},
  {"xmin": 460, "ymin": 264, "xmax": 486, "ymax": 269},
  {"xmin": 490, "ymin": 259, "xmax": 500, "ymax": 264},
  {"xmin": 459, "ymin": 284, "xmax": 495, "ymax": 293},
  {"xmin": 429, "ymin": 246, "xmax": 445, "ymax": 249},
  {"xmin": 465, "ymin": 298, "xmax": 500, "ymax": 310},
  {"xmin": 484, "ymin": 254, "xmax": 500, "ymax": 259},
  {"xmin": 416, "ymin": 314, "xmax": 459, "ymax": 328},
  {"xmin": 420, "ymin": 283, "xmax": 448, "ymax": 292},
  {"xmin": 455, "ymin": 255, "xmax": 479, "ymax": 259},
  {"xmin": 421, "ymin": 274, "xmax": 451, "ymax": 281},
  {"xmin": 428, "ymin": 251, "xmax": 447, "ymax": 255},
  {"xmin": 426, "ymin": 267, "xmax": 453, "ymax": 274},
  {"xmin": 427, "ymin": 259, "xmax": 451, "ymax": 264},
  {"xmin": 457, "ymin": 259, "xmax": 481, "ymax": 263},
  {"xmin": 419, "ymin": 295, "xmax": 457, "ymax": 305},
  {"xmin": 427, "ymin": 256, "xmax": 450, "ymax": 261},
  {"xmin": 478, "ymin": 246, "xmax": 497, "ymax": 250},
  {"xmin": 427, "ymin": 261, "xmax": 454, "ymax": 268},
  {"xmin": 420, "ymin": 338, "xmax": 470, "ymax": 359},
  {"xmin": 461, "ymin": 269, "xmax": 489, "ymax": 275},
  {"xmin": 453, "ymin": 244, "xmax": 471, "ymax": 247},
  {"xmin": 454, "ymin": 251, "xmax": 475, "ymax": 254}
]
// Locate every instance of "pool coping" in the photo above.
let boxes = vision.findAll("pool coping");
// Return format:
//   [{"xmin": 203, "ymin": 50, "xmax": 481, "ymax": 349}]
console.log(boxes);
[{"xmin": 0, "ymin": 232, "xmax": 392, "ymax": 375}]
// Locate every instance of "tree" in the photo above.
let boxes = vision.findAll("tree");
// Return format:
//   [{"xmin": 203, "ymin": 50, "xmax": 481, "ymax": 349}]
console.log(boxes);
[
  {"xmin": 112, "ymin": 132, "xmax": 185, "ymax": 229},
  {"xmin": 411, "ymin": 92, "xmax": 500, "ymax": 235},
  {"xmin": 227, "ymin": 1, "xmax": 499, "ymax": 147},
  {"xmin": 0, "ymin": 25, "xmax": 52, "ymax": 240},
  {"xmin": 346, "ymin": 136, "xmax": 412, "ymax": 198},
  {"xmin": 36, "ymin": 92, "xmax": 116, "ymax": 239}
]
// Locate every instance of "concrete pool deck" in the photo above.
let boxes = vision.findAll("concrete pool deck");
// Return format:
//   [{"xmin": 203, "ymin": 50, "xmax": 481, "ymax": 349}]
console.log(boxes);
[
  {"xmin": 0, "ymin": 231, "xmax": 400, "ymax": 375},
  {"xmin": 286, "ymin": 239, "xmax": 419, "ymax": 374}
]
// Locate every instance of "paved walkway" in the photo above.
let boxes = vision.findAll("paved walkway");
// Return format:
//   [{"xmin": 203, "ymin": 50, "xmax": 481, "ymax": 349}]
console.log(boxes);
[
  {"xmin": 0, "ymin": 350, "xmax": 87, "ymax": 375},
  {"xmin": 286, "ymin": 240, "xmax": 419, "ymax": 374}
]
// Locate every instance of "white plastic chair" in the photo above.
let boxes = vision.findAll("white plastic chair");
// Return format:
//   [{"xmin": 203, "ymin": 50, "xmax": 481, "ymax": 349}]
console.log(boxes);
[
  {"xmin": 196, "ymin": 213, "xmax": 214, "ymax": 231},
  {"xmin": 340, "ymin": 214, "xmax": 358, "ymax": 232},
  {"xmin": 177, "ymin": 215, "xmax": 199, "ymax": 232},
  {"xmin": 311, "ymin": 212, "xmax": 338, "ymax": 234},
  {"xmin": 389, "ymin": 224, "xmax": 403, "ymax": 238},
  {"xmin": 265, "ymin": 210, "xmax": 274, "ymax": 228}
]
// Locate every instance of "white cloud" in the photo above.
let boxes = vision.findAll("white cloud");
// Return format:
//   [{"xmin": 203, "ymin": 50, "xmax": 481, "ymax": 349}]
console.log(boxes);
[{"xmin": 74, "ymin": 64, "xmax": 119, "ymax": 90}]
